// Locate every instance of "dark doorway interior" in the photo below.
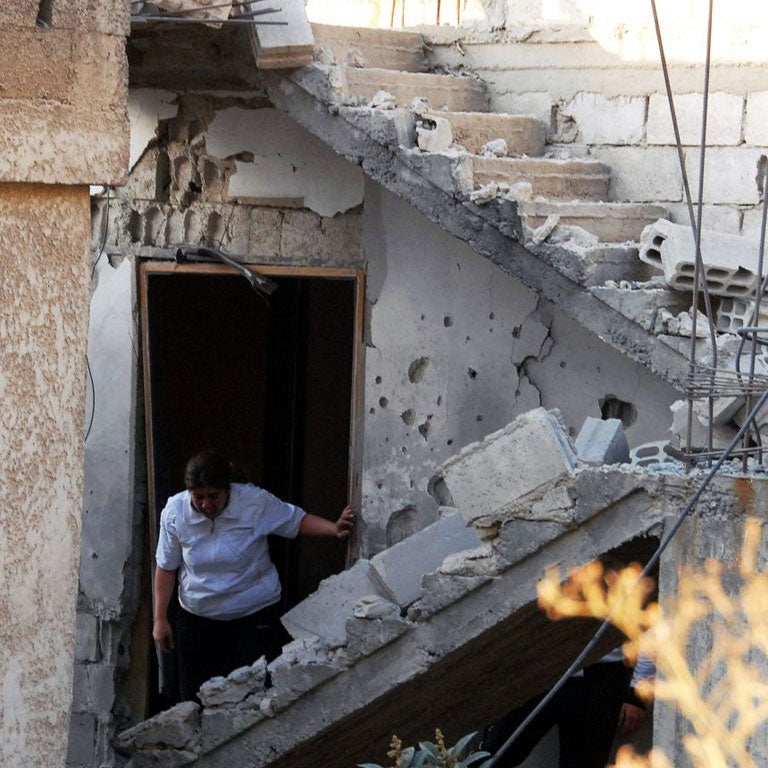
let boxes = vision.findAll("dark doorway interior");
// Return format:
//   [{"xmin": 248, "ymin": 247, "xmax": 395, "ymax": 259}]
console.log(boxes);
[{"xmin": 140, "ymin": 267, "xmax": 357, "ymax": 712}]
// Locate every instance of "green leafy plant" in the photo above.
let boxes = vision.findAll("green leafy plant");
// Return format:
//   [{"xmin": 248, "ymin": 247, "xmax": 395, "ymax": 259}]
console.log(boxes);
[{"xmin": 360, "ymin": 730, "xmax": 490, "ymax": 768}]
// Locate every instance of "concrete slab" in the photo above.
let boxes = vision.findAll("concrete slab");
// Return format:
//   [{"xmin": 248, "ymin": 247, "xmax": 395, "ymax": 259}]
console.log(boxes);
[
  {"xmin": 430, "ymin": 408, "xmax": 579, "ymax": 525},
  {"xmin": 369, "ymin": 511, "xmax": 482, "ymax": 607},
  {"xmin": 280, "ymin": 560, "xmax": 390, "ymax": 647}
]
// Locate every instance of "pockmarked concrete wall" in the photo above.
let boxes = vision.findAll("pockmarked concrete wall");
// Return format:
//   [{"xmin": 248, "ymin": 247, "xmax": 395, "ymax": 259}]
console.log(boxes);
[
  {"xmin": 0, "ymin": 183, "xmax": 91, "ymax": 768},
  {"xmin": 0, "ymin": 1, "xmax": 129, "ymax": 185},
  {"xmin": 360, "ymin": 184, "xmax": 679, "ymax": 553}
]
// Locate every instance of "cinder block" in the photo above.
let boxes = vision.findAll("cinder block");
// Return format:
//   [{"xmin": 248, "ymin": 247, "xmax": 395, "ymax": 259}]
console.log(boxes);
[
  {"xmin": 716, "ymin": 297, "xmax": 768, "ymax": 334},
  {"xmin": 74, "ymin": 612, "xmax": 100, "ymax": 662},
  {"xmin": 629, "ymin": 441, "xmax": 683, "ymax": 469},
  {"xmin": 280, "ymin": 559, "xmax": 390, "ymax": 647},
  {"xmin": 594, "ymin": 147, "xmax": 682, "ymax": 202},
  {"xmin": 66, "ymin": 713, "xmax": 97, "ymax": 767},
  {"xmin": 648, "ymin": 92, "xmax": 744, "ymax": 146},
  {"xmin": 575, "ymin": 417, "xmax": 630, "ymax": 465},
  {"xmin": 683, "ymin": 148, "xmax": 763, "ymax": 205},
  {"xmin": 745, "ymin": 92, "xmax": 768, "ymax": 146},
  {"xmin": 559, "ymin": 93, "xmax": 645, "ymax": 145},
  {"xmin": 639, "ymin": 218, "xmax": 764, "ymax": 297},
  {"xmin": 369, "ymin": 511, "xmax": 482, "ymax": 607},
  {"xmin": 430, "ymin": 408, "xmax": 578, "ymax": 525}
]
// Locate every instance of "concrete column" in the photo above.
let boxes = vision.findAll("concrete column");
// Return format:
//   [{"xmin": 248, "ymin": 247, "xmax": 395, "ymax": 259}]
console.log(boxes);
[{"xmin": 0, "ymin": 182, "xmax": 91, "ymax": 768}]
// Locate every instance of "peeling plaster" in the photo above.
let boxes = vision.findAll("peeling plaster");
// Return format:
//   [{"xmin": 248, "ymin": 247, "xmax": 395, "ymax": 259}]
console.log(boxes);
[
  {"xmin": 128, "ymin": 89, "xmax": 178, "ymax": 172},
  {"xmin": 206, "ymin": 107, "xmax": 364, "ymax": 217}
]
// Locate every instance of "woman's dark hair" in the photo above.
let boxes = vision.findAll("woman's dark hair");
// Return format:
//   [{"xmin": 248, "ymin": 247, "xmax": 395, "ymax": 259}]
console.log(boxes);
[{"xmin": 184, "ymin": 451, "xmax": 233, "ymax": 490}]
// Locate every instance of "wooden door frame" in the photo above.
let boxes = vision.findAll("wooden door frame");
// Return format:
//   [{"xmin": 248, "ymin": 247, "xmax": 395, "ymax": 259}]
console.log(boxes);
[{"xmin": 138, "ymin": 261, "xmax": 366, "ymax": 568}]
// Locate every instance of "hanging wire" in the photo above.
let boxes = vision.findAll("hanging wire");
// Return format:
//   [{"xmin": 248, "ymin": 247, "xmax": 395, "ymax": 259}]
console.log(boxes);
[{"xmin": 84, "ymin": 187, "xmax": 112, "ymax": 444}]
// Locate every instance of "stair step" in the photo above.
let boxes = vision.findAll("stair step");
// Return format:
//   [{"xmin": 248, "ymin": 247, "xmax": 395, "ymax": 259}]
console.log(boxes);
[
  {"xmin": 521, "ymin": 201, "xmax": 669, "ymax": 243},
  {"xmin": 472, "ymin": 156, "xmax": 611, "ymax": 201},
  {"xmin": 425, "ymin": 110, "xmax": 546, "ymax": 156},
  {"xmin": 342, "ymin": 67, "xmax": 490, "ymax": 112},
  {"xmin": 312, "ymin": 23, "xmax": 428, "ymax": 72}
]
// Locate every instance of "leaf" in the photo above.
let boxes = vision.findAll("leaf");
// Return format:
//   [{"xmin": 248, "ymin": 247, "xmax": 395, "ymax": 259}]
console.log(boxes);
[
  {"xmin": 449, "ymin": 733, "xmax": 478, "ymax": 758},
  {"xmin": 464, "ymin": 752, "xmax": 491, "ymax": 768},
  {"xmin": 400, "ymin": 746, "xmax": 416, "ymax": 768},
  {"xmin": 419, "ymin": 742, "xmax": 440, "ymax": 760}
]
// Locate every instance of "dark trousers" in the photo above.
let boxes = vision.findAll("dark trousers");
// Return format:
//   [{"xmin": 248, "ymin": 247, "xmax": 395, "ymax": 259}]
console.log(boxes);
[
  {"xmin": 175, "ymin": 603, "xmax": 290, "ymax": 702},
  {"xmin": 482, "ymin": 661, "xmax": 633, "ymax": 768}
]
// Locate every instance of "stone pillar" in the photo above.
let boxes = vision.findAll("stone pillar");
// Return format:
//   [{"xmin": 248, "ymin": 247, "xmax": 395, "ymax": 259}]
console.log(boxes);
[{"xmin": 0, "ymin": 183, "xmax": 91, "ymax": 768}]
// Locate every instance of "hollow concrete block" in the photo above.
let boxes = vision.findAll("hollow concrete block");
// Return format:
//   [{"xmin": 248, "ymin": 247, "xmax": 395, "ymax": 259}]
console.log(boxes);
[
  {"xmin": 640, "ymin": 218, "xmax": 764, "ymax": 297},
  {"xmin": 369, "ymin": 510, "xmax": 482, "ymax": 607},
  {"xmin": 280, "ymin": 559, "xmax": 389, "ymax": 647},
  {"xmin": 430, "ymin": 408, "xmax": 579, "ymax": 525}
]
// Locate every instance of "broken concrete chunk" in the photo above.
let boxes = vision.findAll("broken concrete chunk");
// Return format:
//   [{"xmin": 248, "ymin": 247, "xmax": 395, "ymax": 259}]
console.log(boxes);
[
  {"xmin": 416, "ymin": 116, "xmax": 453, "ymax": 152},
  {"xmin": 480, "ymin": 138, "xmax": 508, "ymax": 157},
  {"xmin": 503, "ymin": 181, "xmax": 533, "ymax": 201},
  {"xmin": 314, "ymin": 46, "xmax": 336, "ymax": 66},
  {"xmin": 353, "ymin": 595, "xmax": 400, "ymax": 619},
  {"xmin": 346, "ymin": 46, "xmax": 367, "ymax": 67},
  {"xmin": 669, "ymin": 400, "xmax": 738, "ymax": 451},
  {"xmin": 197, "ymin": 658, "xmax": 267, "ymax": 708},
  {"xmin": 369, "ymin": 510, "xmax": 482, "ymax": 607},
  {"xmin": 370, "ymin": 90, "xmax": 397, "ymax": 109},
  {"xmin": 113, "ymin": 701, "xmax": 200, "ymax": 754},
  {"xmin": 639, "ymin": 218, "xmax": 764, "ymax": 297},
  {"xmin": 280, "ymin": 559, "xmax": 390, "ymax": 647},
  {"xmin": 575, "ymin": 417, "xmax": 630, "ymax": 466},
  {"xmin": 654, "ymin": 308, "xmax": 710, "ymax": 338},
  {"xmin": 270, "ymin": 636, "xmax": 334, "ymax": 668},
  {"xmin": 412, "ymin": 96, "xmax": 430, "ymax": 115},
  {"xmin": 470, "ymin": 180, "xmax": 506, "ymax": 205},
  {"xmin": 439, "ymin": 543, "xmax": 502, "ymax": 577},
  {"xmin": 345, "ymin": 613, "xmax": 411, "ymax": 661},
  {"xmin": 529, "ymin": 213, "xmax": 560, "ymax": 245},
  {"xmin": 430, "ymin": 408, "xmax": 579, "ymax": 525},
  {"xmin": 407, "ymin": 572, "xmax": 490, "ymax": 621}
]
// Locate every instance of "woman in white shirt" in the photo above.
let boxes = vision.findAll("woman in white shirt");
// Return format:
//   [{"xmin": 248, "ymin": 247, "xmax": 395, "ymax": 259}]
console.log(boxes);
[{"xmin": 153, "ymin": 450, "xmax": 354, "ymax": 701}]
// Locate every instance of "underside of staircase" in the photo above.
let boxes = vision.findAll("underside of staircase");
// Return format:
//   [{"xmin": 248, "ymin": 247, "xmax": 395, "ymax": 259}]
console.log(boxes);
[{"xmin": 260, "ymin": 23, "xmax": 694, "ymax": 390}]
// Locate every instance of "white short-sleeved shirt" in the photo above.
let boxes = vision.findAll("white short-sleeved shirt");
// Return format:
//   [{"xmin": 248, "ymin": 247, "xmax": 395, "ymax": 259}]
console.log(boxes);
[{"xmin": 156, "ymin": 482, "xmax": 306, "ymax": 620}]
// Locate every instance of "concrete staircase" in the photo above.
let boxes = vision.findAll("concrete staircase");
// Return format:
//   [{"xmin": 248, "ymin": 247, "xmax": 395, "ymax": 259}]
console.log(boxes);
[{"xmin": 266, "ymin": 23, "xmax": 691, "ymax": 387}]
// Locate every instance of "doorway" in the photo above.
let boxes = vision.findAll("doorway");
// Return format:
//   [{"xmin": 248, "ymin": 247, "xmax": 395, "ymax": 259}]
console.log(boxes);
[{"xmin": 136, "ymin": 261, "xmax": 363, "ymax": 712}]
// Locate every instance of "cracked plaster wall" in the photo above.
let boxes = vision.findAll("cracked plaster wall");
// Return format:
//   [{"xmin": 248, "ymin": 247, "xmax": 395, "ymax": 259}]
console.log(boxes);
[
  {"xmin": 0, "ymin": 183, "xmax": 91, "ymax": 768},
  {"xmin": 359, "ymin": 183, "xmax": 679, "ymax": 555}
]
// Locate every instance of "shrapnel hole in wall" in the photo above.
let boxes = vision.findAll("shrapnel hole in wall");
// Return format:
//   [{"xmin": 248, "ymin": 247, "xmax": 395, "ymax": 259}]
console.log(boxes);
[{"xmin": 36, "ymin": 0, "xmax": 54, "ymax": 27}]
